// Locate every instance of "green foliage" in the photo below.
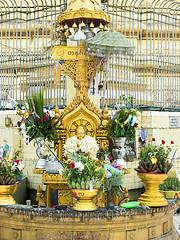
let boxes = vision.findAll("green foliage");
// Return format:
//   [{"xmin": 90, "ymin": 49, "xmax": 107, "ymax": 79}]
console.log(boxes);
[
  {"xmin": 159, "ymin": 178, "xmax": 180, "ymax": 191},
  {"xmin": 106, "ymin": 107, "xmax": 139, "ymax": 141},
  {"xmin": 99, "ymin": 175, "xmax": 124, "ymax": 200},
  {"xmin": 140, "ymin": 142, "xmax": 172, "ymax": 164},
  {"xmin": 62, "ymin": 152, "xmax": 103, "ymax": 189},
  {"xmin": 0, "ymin": 150, "xmax": 23, "ymax": 185},
  {"xmin": 135, "ymin": 139, "xmax": 175, "ymax": 174},
  {"xmin": 17, "ymin": 90, "xmax": 63, "ymax": 143}
]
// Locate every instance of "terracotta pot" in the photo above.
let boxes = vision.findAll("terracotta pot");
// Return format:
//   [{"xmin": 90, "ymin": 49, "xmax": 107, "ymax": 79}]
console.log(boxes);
[
  {"xmin": 137, "ymin": 173, "xmax": 168, "ymax": 206},
  {"xmin": 71, "ymin": 189, "xmax": 99, "ymax": 211},
  {"xmin": 0, "ymin": 184, "xmax": 19, "ymax": 205}
]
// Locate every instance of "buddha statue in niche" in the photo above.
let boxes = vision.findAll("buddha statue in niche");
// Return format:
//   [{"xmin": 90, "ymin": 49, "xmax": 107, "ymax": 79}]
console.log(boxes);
[{"xmin": 76, "ymin": 125, "xmax": 86, "ymax": 142}]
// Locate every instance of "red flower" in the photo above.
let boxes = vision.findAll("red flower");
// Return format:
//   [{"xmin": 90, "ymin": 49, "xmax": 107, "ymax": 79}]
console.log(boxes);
[
  {"xmin": 70, "ymin": 162, "xmax": 75, "ymax": 168},
  {"xmin": 58, "ymin": 137, "xmax": 62, "ymax": 140},
  {"xmin": 100, "ymin": 149, "xmax": 104, "ymax": 153},
  {"xmin": 46, "ymin": 116, "xmax": 49, "ymax": 120},
  {"xmin": 52, "ymin": 205, "xmax": 56, "ymax": 209},
  {"xmin": 109, "ymin": 156, "xmax": 113, "ymax": 161},
  {"xmin": 37, "ymin": 118, "xmax": 41, "ymax": 122},
  {"xmin": 0, "ymin": 163, "xmax": 1, "ymax": 167},
  {"xmin": 135, "ymin": 122, "xmax": 138, "ymax": 127},
  {"xmin": 17, "ymin": 121, "xmax": 21, "ymax": 127},
  {"xmin": 152, "ymin": 138, "xmax": 155, "ymax": 141},
  {"xmin": 15, "ymin": 160, "xmax": 20, "ymax": 163},
  {"xmin": 43, "ymin": 117, "xmax": 47, "ymax": 121},
  {"xmin": 171, "ymin": 140, "xmax": 174, "ymax": 144},
  {"xmin": 47, "ymin": 111, "xmax": 49, "ymax": 114},
  {"xmin": 162, "ymin": 140, "xmax": 165, "ymax": 145}
]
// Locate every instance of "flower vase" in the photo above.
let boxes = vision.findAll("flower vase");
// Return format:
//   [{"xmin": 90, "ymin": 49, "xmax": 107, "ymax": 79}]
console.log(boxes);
[
  {"xmin": 71, "ymin": 189, "xmax": 99, "ymax": 211},
  {"xmin": 0, "ymin": 184, "xmax": 19, "ymax": 205},
  {"xmin": 112, "ymin": 137, "xmax": 127, "ymax": 169},
  {"xmin": 137, "ymin": 173, "xmax": 168, "ymax": 206},
  {"xmin": 35, "ymin": 137, "xmax": 47, "ymax": 169}
]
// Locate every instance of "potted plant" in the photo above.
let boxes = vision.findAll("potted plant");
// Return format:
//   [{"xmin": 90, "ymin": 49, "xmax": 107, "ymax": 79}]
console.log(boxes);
[
  {"xmin": 134, "ymin": 138, "xmax": 176, "ymax": 206},
  {"xmin": 159, "ymin": 171, "xmax": 180, "ymax": 199},
  {"xmin": 99, "ymin": 168, "xmax": 124, "ymax": 209},
  {"xmin": 16, "ymin": 90, "xmax": 63, "ymax": 169},
  {"xmin": 0, "ymin": 147, "xmax": 24, "ymax": 205},
  {"xmin": 106, "ymin": 107, "xmax": 139, "ymax": 167}
]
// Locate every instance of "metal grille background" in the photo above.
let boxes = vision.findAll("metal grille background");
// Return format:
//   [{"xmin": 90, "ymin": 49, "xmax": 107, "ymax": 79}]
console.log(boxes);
[
  {"xmin": 0, "ymin": 0, "xmax": 180, "ymax": 110},
  {"xmin": 0, "ymin": 0, "xmax": 67, "ymax": 109}
]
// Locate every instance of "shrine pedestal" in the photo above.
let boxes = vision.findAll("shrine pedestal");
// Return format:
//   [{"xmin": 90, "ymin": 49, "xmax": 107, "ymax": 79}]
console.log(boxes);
[{"xmin": 0, "ymin": 201, "xmax": 179, "ymax": 240}]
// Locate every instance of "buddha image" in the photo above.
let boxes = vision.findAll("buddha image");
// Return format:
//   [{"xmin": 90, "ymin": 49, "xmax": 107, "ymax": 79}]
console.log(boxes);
[{"xmin": 76, "ymin": 125, "xmax": 86, "ymax": 140}]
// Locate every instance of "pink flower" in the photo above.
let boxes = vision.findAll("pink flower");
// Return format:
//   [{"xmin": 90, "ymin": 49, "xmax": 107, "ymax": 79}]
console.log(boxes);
[
  {"xmin": 152, "ymin": 138, "xmax": 155, "ymax": 141},
  {"xmin": 70, "ymin": 162, "xmax": 75, "ymax": 168},
  {"xmin": 109, "ymin": 156, "xmax": 113, "ymax": 161},
  {"xmin": 46, "ymin": 116, "xmax": 49, "ymax": 120},
  {"xmin": 58, "ymin": 136, "xmax": 62, "ymax": 140},
  {"xmin": 162, "ymin": 140, "xmax": 165, "ymax": 145},
  {"xmin": 171, "ymin": 140, "xmax": 174, "ymax": 144},
  {"xmin": 43, "ymin": 117, "xmax": 47, "ymax": 121}
]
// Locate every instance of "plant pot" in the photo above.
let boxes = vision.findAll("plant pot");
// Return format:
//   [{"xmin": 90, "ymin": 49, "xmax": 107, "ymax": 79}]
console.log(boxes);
[
  {"xmin": 160, "ymin": 190, "xmax": 180, "ymax": 199},
  {"xmin": 0, "ymin": 184, "xmax": 19, "ymax": 205},
  {"xmin": 112, "ymin": 137, "xmax": 127, "ymax": 168},
  {"xmin": 137, "ymin": 173, "xmax": 168, "ymax": 206},
  {"xmin": 71, "ymin": 189, "xmax": 99, "ymax": 211}
]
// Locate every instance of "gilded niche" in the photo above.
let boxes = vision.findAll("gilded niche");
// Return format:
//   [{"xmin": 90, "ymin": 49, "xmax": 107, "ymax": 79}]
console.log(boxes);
[{"xmin": 53, "ymin": 91, "xmax": 110, "ymax": 163}]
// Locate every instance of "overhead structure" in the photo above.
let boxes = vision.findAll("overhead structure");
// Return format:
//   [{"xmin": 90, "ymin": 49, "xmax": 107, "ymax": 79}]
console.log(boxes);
[{"xmin": 85, "ymin": 31, "xmax": 135, "ymax": 57}]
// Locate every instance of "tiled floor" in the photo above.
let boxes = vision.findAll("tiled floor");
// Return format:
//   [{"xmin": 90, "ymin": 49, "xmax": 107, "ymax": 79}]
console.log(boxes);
[{"xmin": 173, "ymin": 211, "xmax": 180, "ymax": 236}]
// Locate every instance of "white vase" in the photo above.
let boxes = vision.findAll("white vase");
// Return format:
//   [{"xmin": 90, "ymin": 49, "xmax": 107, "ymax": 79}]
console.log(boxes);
[{"xmin": 112, "ymin": 137, "xmax": 127, "ymax": 169}]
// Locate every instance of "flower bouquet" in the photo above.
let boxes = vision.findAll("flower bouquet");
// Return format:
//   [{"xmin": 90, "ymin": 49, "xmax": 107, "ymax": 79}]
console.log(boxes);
[
  {"xmin": 134, "ymin": 138, "xmax": 175, "ymax": 174},
  {"xmin": 106, "ymin": 107, "xmax": 139, "ymax": 141},
  {"xmin": 16, "ymin": 90, "xmax": 63, "ymax": 143},
  {"xmin": 0, "ymin": 144, "xmax": 24, "ymax": 205},
  {"xmin": 0, "ymin": 145, "xmax": 24, "ymax": 185}
]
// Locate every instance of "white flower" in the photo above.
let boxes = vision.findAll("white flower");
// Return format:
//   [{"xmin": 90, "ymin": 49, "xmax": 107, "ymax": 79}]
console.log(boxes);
[
  {"xmin": 18, "ymin": 163, "xmax": 24, "ymax": 171},
  {"xmin": 59, "ymin": 168, "xmax": 63, "ymax": 175},
  {"xmin": 74, "ymin": 162, "xmax": 84, "ymax": 171},
  {"xmin": 63, "ymin": 134, "xmax": 99, "ymax": 160}
]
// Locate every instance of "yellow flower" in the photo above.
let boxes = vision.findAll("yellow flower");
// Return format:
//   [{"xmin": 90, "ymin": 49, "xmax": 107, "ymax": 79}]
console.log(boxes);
[
  {"xmin": 24, "ymin": 113, "xmax": 29, "ymax": 119},
  {"xmin": 6, "ymin": 157, "xmax": 12, "ymax": 163},
  {"xmin": 95, "ymin": 167, "xmax": 102, "ymax": 172},
  {"xmin": 151, "ymin": 156, "xmax": 158, "ymax": 164}
]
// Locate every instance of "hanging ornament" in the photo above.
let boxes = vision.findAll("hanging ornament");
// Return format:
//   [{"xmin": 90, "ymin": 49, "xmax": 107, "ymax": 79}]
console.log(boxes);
[
  {"xmin": 99, "ymin": 23, "xmax": 104, "ymax": 30},
  {"xmin": 72, "ymin": 22, "xmax": 77, "ymax": 28},
  {"xmin": 64, "ymin": 23, "xmax": 68, "ymax": 30},
  {"xmin": 90, "ymin": 22, "xmax": 94, "ymax": 28}
]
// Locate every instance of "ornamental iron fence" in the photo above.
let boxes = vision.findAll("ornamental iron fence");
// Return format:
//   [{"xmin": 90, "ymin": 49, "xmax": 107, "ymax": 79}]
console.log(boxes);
[{"xmin": 0, "ymin": 0, "xmax": 180, "ymax": 110}]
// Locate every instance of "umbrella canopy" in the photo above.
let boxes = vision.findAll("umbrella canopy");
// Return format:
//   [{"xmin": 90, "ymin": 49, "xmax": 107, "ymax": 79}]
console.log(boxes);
[{"xmin": 85, "ymin": 31, "xmax": 135, "ymax": 56}]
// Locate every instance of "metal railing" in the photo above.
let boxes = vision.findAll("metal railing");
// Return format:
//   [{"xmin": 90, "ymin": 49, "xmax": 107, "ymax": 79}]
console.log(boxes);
[
  {"xmin": 0, "ymin": 0, "xmax": 180, "ymax": 110},
  {"xmin": 0, "ymin": 0, "xmax": 67, "ymax": 109},
  {"xmin": 100, "ymin": 0, "xmax": 180, "ymax": 110}
]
